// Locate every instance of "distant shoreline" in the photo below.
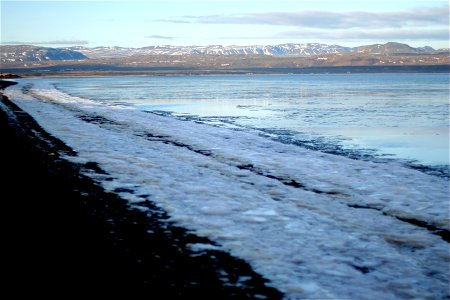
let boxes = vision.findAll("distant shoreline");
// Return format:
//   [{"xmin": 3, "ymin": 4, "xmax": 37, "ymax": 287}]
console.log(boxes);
[{"xmin": 1, "ymin": 64, "xmax": 449, "ymax": 77}]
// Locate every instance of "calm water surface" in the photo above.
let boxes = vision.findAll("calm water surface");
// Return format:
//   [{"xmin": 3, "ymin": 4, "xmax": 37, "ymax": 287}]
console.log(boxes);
[{"xmin": 53, "ymin": 73, "xmax": 449, "ymax": 172}]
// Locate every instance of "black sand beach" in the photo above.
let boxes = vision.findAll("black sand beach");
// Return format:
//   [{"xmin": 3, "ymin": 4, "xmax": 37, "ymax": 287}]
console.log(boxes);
[{"xmin": 0, "ymin": 91, "xmax": 282, "ymax": 298}]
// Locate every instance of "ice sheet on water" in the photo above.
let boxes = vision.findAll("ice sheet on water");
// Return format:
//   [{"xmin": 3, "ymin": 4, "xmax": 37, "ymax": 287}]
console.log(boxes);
[{"xmin": 5, "ymin": 80, "xmax": 449, "ymax": 299}]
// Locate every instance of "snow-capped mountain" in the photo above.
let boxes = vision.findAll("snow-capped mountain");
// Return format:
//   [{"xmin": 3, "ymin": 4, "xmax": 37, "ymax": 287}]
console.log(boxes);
[
  {"xmin": 0, "ymin": 45, "xmax": 87, "ymax": 63},
  {"xmin": 69, "ymin": 43, "xmax": 353, "ymax": 58},
  {"xmin": 1, "ymin": 43, "xmax": 440, "ymax": 63},
  {"xmin": 355, "ymin": 42, "xmax": 436, "ymax": 54}
]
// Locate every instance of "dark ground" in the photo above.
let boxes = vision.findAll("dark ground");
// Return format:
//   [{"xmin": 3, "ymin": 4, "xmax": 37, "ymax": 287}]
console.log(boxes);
[
  {"xmin": 0, "ymin": 93, "xmax": 283, "ymax": 299},
  {"xmin": 0, "ymin": 79, "xmax": 18, "ymax": 89}
]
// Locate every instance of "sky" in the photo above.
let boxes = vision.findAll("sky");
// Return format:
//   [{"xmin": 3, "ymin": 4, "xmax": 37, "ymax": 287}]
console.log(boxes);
[{"xmin": 1, "ymin": 0, "xmax": 449, "ymax": 49}]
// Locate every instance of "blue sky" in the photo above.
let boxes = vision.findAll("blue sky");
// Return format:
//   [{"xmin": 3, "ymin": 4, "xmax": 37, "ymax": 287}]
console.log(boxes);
[{"xmin": 1, "ymin": 0, "xmax": 449, "ymax": 48}]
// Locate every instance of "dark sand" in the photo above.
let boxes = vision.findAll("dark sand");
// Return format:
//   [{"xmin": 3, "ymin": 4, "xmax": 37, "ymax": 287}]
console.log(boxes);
[{"xmin": 0, "ymin": 92, "xmax": 282, "ymax": 298}]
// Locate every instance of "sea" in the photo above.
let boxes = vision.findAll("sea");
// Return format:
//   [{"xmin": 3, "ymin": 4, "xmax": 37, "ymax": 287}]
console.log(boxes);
[
  {"xmin": 53, "ymin": 73, "xmax": 449, "ymax": 176},
  {"xmin": 4, "ymin": 73, "xmax": 450, "ymax": 299}
]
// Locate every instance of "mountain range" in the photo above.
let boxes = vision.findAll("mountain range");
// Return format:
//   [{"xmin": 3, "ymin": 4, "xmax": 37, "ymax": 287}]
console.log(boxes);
[
  {"xmin": 1, "ymin": 42, "xmax": 447, "ymax": 63},
  {"xmin": 69, "ymin": 42, "xmax": 442, "ymax": 58},
  {"xmin": 1, "ymin": 45, "xmax": 87, "ymax": 63},
  {"xmin": 69, "ymin": 43, "xmax": 353, "ymax": 58}
]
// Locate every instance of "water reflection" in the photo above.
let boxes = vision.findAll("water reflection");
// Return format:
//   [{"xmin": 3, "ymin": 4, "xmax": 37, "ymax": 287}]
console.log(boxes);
[{"xmin": 53, "ymin": 73, "xmax": 449, "ymax": 167}]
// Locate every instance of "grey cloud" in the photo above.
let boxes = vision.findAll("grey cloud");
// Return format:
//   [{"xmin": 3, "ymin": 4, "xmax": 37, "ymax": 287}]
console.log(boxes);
[
  {"xmin": 220, "ymin": 28, "xmax": 449, "ymax": 42},
  {"xmin": 165, "ymin": 5, "xmax": 448, "ymax": 29},
  {"xmin": 145, "ymin": 35, "xmax": 176, "ymax": 40},
  {"xmin": 154, "ymin": 19, "xmax": 191, "ymax": 24},
  {"xmin": 276, "ymin": 28, "xmax": 450, "ymax": 40}
]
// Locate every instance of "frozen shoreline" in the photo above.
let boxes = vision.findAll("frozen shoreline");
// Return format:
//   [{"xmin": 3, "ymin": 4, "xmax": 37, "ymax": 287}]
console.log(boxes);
[
  {"xmin": 4, "ymin": 80, "xmax": 450, "ymax": 299},
  {"xmin": 0, "ymin": 92, "xmax": 282, "ymax": 298}
]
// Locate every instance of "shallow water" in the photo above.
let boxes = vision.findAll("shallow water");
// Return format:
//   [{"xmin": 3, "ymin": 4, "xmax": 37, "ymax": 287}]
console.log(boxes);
[{"xmin": 51, "ymin": 73, "xmax": 449, "ymax": 171}]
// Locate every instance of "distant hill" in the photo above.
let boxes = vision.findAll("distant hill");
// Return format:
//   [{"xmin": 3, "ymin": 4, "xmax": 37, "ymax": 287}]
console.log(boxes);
[
  {"xmin": 67, "ymin": 42, "xmax": 440, "ymax": 59},
  {"xmin": 1, "ymin": 42, "xmax": 442, "ymax": 63},
  {"xmin": 1, "ymin": 42, "xmax": 448, "ymax": 75},
  {"xmin": 355, "ymin": 42, "xmax": 434, "ymax": 54},
  {"xmin": 68, "ymin": 43, "xmax": 353, "ymax": 58},
  {"xmin": 0, "ymin": 45, "xmax": 87, "ymax": 63}
]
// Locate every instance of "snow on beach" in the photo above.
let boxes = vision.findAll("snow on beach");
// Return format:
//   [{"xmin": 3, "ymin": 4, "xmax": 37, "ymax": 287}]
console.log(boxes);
[{"xmin": 5, "ymin": 80, "xmax": 450, "ymax": 299}]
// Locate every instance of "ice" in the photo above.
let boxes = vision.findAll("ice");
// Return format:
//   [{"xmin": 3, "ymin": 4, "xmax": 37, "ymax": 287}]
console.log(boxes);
[{"xmin": 4, "ymin": 79, "xmax": 449, "ymax": 299}]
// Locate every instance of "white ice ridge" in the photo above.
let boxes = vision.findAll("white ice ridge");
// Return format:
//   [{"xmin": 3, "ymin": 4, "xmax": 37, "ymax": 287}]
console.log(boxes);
[{"xmin": 5, "ymin": 80, "xmax": 450, "ymax": 299}]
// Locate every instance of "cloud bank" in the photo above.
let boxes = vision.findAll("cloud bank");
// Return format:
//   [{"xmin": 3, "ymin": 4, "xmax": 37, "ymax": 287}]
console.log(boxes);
[
  {"xmin": 275, "ymin": 28, "xmax": 450, "ymax": 41},
  {"xmin": 170, "ymin": 5, "xmax": 448, "ymax": 29},
  {"xmin": 159, "ymin": 5, "xmax": 448, "ymax": 43},
  {"xmin": 1, "ymin": 40, "xmax": 89, "ymax": 45},
  {"xmin": 145, "ymin": 35, "xmax": 176, "ymax": 40}
]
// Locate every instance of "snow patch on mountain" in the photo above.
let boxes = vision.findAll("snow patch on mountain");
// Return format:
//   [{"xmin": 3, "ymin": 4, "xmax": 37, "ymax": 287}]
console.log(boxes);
[{"xmin": 70, "ymin": 43, "xmax": 353, "ymax": 58}]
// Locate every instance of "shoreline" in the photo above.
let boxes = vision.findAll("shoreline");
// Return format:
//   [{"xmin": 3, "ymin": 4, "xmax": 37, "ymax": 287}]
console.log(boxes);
[
  {"xmin": 2, "ymin": 64, "xmax": 449, "ymax": 78},
  {"xmin": 3, "ymin": 77, "xmax": 449, "ymax": 298},
  {"xmin": 0, "ymin": 92, "xmax": 282, "ymax": 298}
]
